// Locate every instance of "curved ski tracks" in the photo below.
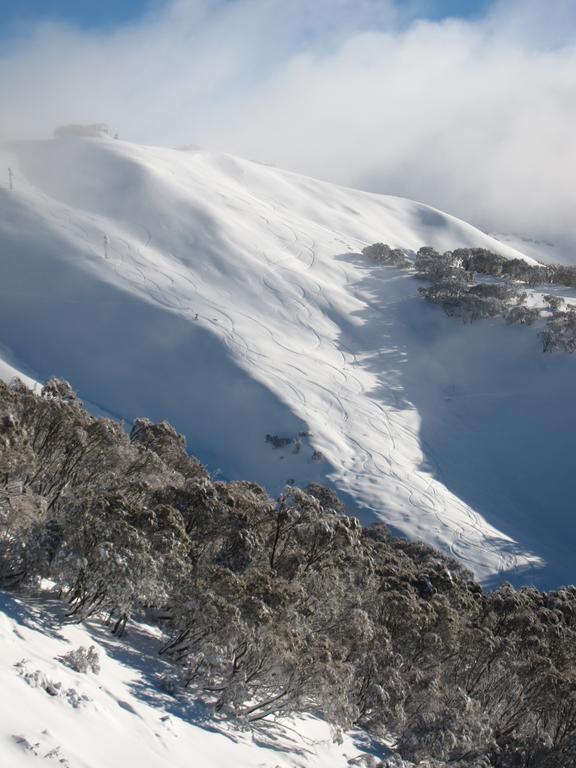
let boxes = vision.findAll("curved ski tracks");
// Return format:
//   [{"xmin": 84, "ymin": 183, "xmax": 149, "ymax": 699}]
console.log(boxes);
[{"xmin": 2, "ymin": 140, "xmax": 541, "ymax": 583}]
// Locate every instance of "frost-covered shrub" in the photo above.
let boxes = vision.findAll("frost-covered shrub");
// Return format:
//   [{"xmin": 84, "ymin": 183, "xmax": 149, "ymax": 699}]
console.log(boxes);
[
  {"xmin": 265, "ymin": 434, "xmax": 292, "ymax": 449},
  {"xmin": 467, "ymin": 283, "xmax": 519, "ymax": 301},
  {"xmin": 411, "ymin": 243, "xmax": 574, "ymax": 292},
  {"xmin": 130, "ymin": 418, "xmax": 205, "ymax": 480},
  {"xmin": 415, "ymin": 249, "xmax": 465, "ymax": 283},
  {"xmin": 545, "ymin": 264, "xmax": 576, "ymax": 288},
  {"xmin": 41, "ymin": 378, "xmax": 78, "ymax": 402},
  {"xmin": 305, "ymin": 483, "xmax": 346, "ymax": 514},
  {"xmin": 397, "ymin": 686, "xmax": 495, "ymax": 765},
  {"xmin": 453, "ymin": 248, "xmax": 506, "ymax": 277},
  {"xmin": 14, "ymin": 659, "xmax": 90, "ymax": 707},
  {"xmin": 414, "ymin": 247, "xmax": 441, "ymax": 273},
  {"xmin": 505, "ymin": 305, "xmax": 540, "ymax": 325},
  {"xmin": 540, "ymin": 308, "xmax": 576, "ymax": 353},
  {"xmin": 15, "ymin": 661, "xmax": 62, "ymax": 696},
  {"xmin": 418, "ymin": 268, "xmax": 535, "ymax": 326},
  {"xmin": 543, "ymin": 294, "xmax": 565, "ymax": 312},
  {"xmin": 419, "ymin": 282, "xmax": 506, "ymax": 323},
  {"xmin": 59, "ymin": 645, "xmax": 101, "ymax": 675},
  {"xmin": 418, "ymin": 252, "xmax": 476, "ymax": 287},
  {"xmin": 53, "ymin": 494, "xmax": 191, "ymax": 631},
  {"xmin": 362, "ymin": 243, "xmax": 412, "ymax": 268},
  {"xmin": 412, "ymin": 245, "xmax": 576, "ymax": 352},
  {"xmin": 409, "ymin": 243, "xmax": 576, "ymax": 299},
  {"xmin": 501, "ymin": 258, "xmax": 552, "ymax": 286}
]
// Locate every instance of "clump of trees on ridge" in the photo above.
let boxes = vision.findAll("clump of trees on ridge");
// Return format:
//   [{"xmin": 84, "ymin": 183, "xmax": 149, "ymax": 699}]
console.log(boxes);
[{"xmin": 362, "ymin": 243, "xmax": 576, "ymax": 352}]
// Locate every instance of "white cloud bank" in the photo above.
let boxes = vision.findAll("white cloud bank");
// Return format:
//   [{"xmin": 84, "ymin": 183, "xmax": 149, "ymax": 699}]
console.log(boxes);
[{"xmin": 1, "ymin": 0, "xmax": 575, "ymax": 253}]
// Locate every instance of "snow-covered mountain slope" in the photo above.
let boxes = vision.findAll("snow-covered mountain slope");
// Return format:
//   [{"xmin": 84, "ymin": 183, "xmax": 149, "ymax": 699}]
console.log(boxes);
[
  {"xmin": 1, "ymin": 135, "xmax": 574, "ymax": 587},
  {"xmin": 0, "ymin": 590, "xmax": 385, "ymax": 768}
]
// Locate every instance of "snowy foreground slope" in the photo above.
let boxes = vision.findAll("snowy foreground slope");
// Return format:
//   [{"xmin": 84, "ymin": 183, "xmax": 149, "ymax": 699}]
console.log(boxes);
[
  {"xmin": 0, "ymin": 136, "xmax": 574, "ymax": 587},
  {"xmin": 0, "ymin": 590, "xmax": 387, "ymax": 768}
]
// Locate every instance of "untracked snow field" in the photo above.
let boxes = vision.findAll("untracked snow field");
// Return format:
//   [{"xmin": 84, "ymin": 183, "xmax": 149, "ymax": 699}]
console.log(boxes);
[{"xmin": 1, "ymin": 136, "xmax": 575, "ymax": 587}]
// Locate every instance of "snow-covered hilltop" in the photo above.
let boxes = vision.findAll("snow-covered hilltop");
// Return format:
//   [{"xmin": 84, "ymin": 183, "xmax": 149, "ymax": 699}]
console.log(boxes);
[{"xmin": 1, "ymin": 135, "xmax": 574, "ymax": 587}]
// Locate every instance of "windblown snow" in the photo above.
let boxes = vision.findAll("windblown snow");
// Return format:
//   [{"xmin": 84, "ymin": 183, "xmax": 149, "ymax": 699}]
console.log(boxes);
[{"xmin": 1, "ymin": 135, "xmax": 574, "ymax": 587}]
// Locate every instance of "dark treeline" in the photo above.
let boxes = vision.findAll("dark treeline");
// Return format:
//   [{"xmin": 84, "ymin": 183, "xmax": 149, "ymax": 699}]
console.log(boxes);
[{"xmin": 2, "ymin": 378, "xmax": 576, "ymax": 766}]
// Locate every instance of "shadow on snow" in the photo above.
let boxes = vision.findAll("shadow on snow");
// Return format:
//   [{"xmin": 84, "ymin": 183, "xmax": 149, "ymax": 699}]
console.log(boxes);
[{"xmin": 334, "ymin": 253, "xmax": 576, "ymax": 590}]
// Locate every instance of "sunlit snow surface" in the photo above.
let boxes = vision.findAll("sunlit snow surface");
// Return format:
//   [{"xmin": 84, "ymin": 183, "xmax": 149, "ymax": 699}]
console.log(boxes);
[{"xmin": 1, "ymin": 136, "xmax": 575, "ymax": 587}]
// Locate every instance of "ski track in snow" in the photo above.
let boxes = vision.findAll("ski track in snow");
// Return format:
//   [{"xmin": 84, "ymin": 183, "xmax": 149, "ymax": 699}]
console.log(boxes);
[{"xmin": 0, "ymin": 137, "xmax": 560, "ymax": 584}]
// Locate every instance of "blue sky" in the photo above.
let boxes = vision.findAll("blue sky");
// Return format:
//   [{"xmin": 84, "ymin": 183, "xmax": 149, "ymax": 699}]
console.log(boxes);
[
  {"xmin": 0, "ymin": 0, "xmax": 492, "ymax": 33},
  {"xmin": 0, "ymin": 0, "xmax": 159, "ymax": 32}
]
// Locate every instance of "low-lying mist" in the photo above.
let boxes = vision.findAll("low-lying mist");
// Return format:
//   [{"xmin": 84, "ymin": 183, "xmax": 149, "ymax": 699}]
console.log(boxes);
[{"xmin": 1, "ymin": 0, "xmax": 574, "ymax": 258}]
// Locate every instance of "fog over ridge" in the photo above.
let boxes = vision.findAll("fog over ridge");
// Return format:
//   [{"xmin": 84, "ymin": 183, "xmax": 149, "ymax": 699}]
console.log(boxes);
[{"xmin": 1, "ymin": 0, "xmax": 575, "ymax": 256}]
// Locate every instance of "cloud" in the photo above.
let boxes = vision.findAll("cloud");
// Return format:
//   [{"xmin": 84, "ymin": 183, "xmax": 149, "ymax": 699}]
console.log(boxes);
[{"xmin": 1, "ymin": 0, "xmax": 575, "ymax": 254}]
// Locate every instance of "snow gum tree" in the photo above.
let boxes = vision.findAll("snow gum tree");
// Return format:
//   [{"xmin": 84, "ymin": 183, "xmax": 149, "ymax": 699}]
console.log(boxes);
[{"xmin": 3, "ymin": 379, "xmax": 576, "ymax": 765}]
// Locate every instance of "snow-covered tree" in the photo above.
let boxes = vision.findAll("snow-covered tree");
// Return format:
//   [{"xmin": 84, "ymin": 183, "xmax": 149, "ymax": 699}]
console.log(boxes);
[
  {"xmin": 3, "ymin": 379, "xmax": 576, "ymax": 765},
  {"xmin": 362, "ymin": 243, "xmax": 412, "ymax": 268}
]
